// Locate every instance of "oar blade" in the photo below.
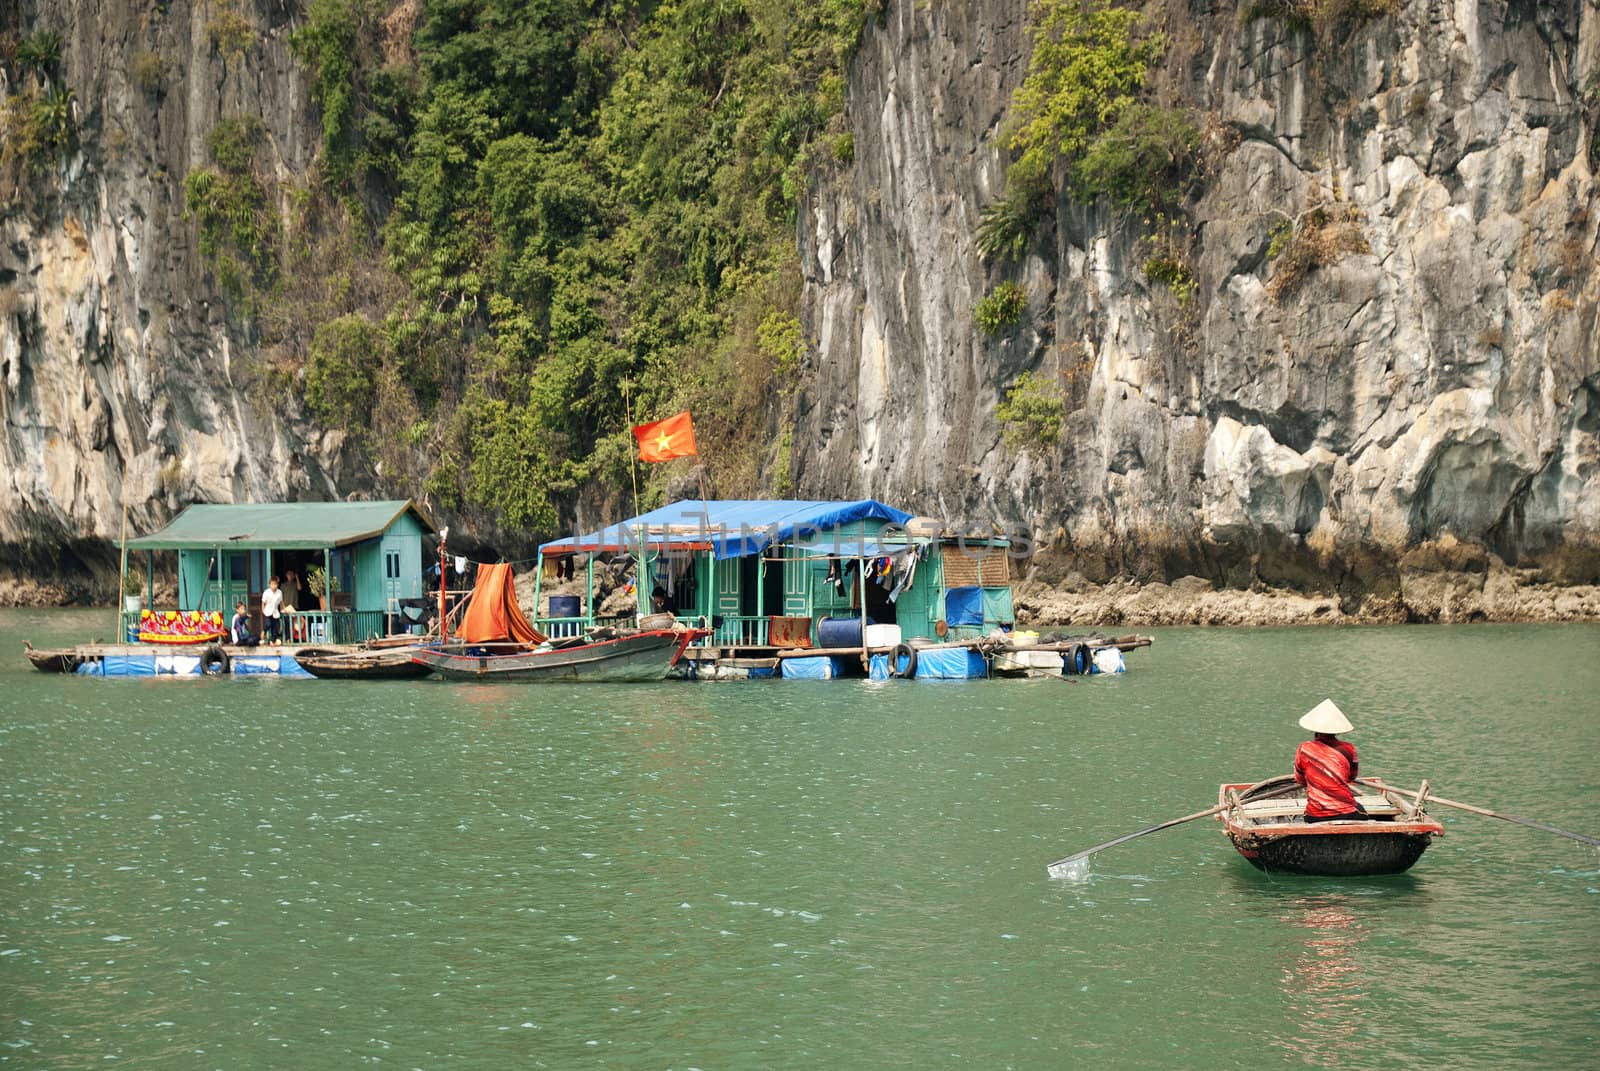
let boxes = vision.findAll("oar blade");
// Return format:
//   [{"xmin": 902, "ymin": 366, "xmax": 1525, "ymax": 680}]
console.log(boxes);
[
  {"xmin": 1047, "ymin": 856, "xmax": 1092, "ymax": 882},
  {"xmin": 1045, "ymin": 802, "xmax": 1231, "ymax": 879}
]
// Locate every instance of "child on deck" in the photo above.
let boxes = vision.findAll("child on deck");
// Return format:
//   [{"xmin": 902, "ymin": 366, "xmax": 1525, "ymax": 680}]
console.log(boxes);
[
  {"xmin": 230, "ymin": 601, "xmax": 259, "ymax": 647},
  {"xmin": 260, "ymin": 576, "xmax": 284, "ymax": 643}
]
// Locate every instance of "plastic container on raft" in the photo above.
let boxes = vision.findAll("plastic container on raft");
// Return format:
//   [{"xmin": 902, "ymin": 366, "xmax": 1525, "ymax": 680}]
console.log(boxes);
[
  {"xmin": 863, "ymin": 623, "xmax": 902, "ymax": 649},
  {"xmin": 1091, "ymin": 647, "xmax": 1126, "ymax": 674},
  {"xmin": 781, "ymin": 655, "xmax": 849, "ymax": 680},
  {"xmin": 817, "ymin": 616, "xmax": 873, "ymax": 648}
]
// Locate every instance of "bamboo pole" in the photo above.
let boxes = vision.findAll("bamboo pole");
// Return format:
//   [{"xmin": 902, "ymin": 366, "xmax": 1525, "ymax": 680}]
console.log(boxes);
[
  {"xmin": 1357, "ymin": 780, "xmax": 1600, "ymax": 847},
  {"xmin": 622, "ymin": 379, "xmax": 640, "ymax": 519},
  {"xmin": 438, "ymin": 527, "xmax": 449, "ymax": 643}
]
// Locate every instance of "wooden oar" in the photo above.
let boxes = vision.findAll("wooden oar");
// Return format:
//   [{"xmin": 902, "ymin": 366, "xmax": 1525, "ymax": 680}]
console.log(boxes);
[
  {"xmin": 1357, "ymin": 780, "xmax": 1600, "ymax": 848},
  {"xmin": 1047, "ymin": 804, "xmax": 1227, "ymax": 877},
  {"xmin": 1046, "ymin": 778, "xmax": 1302, "ymax": 877}
]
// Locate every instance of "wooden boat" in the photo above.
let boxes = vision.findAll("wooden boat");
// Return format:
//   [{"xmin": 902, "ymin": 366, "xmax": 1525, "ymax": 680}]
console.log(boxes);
[
  {"xmin": 410, "ymin": 628, "xmax": 696, "ymax": 682},
  {"xmin": 24, "ymin": 641, "xmax": 81, "ymax": 673},
  {"xmin": 1217, "ymin": 775, "xmax": 1444, "ymax": 876},
  {"xmin": 294, "ymin": 645, "xmax": 431, "ymax": 680}
]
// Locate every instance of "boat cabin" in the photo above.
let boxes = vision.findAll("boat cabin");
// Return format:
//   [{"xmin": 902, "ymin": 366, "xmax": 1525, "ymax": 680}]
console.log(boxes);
[
  {"xmin": 535, "ymin": 499, "xmax": 1015, "ymax": 651},
  {"xmin": 125, "ymin": 499, "xmax": 436, "ymax": 644}
]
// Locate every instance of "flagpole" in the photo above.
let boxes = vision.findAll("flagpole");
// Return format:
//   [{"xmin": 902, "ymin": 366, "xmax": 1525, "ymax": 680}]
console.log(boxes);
[{"xmin": 622, "ymin": 379, "xmax": 640, "ymax": 519}]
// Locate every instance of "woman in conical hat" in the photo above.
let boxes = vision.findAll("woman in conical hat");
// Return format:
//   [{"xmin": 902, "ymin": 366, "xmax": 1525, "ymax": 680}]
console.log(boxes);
[{"xmin": 1293, "ymin": 700, "xmax": 1365, "ymax": 823}]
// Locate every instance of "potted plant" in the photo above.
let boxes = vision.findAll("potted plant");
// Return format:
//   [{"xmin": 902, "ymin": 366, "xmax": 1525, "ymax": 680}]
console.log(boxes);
[
  {"xmin": 306, "ymin": 565, "xmax": 339, "ymax": 610},
  {"xmin": 121, "ymin": 568, "xmax": 145, "ymax": 614}
]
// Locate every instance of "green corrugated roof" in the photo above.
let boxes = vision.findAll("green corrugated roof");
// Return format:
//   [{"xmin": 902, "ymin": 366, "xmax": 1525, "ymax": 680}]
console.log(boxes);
[{"xmin": 127, "ymin": 500, "xmax": 435, "ymax": 550}]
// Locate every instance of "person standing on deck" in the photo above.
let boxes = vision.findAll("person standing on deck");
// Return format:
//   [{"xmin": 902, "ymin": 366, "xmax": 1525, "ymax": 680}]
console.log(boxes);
[
  {"xmin": 1293, "ymin": 699, "xmax": 1365, "ymax": 823},
  {"xmin": 261, "ymin": 576, "xmax": 284, "ymax": 644},
  {"xmin": 281, "ymin": 569, "xmax": 303, "ymax": 641}
]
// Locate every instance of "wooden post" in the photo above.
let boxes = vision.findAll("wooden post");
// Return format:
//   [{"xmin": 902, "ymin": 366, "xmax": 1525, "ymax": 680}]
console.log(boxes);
[
  {"xmin": 858, "ymin": 538, "xmax": 868, "ymax": 672},
  {"xmin": 323, "ymin": 547, "xmax": 332, "ymax": 640},
  {"xmin": 438, "ymin": 527, "xmax": 449, "ymax": 643},
  {"xmin": 115, "ymin": 497, "xmax": 130, "ymax": 639},
  {"xmin": 532, "ymin": 550, "xmax": 544, "ymax": 629},
  {"xmin": 704, "ymin": 549, "xmax": 715, "ymax": 642},
  {"xmin": 585, "ymin": 553, "xmax": 595, "ymax": 627}
]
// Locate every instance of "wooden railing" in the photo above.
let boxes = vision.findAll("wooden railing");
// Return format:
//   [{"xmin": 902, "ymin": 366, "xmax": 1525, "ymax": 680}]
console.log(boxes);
[
  {"xmin": 286, "ymin": 610, "xmax": 386, "ymax": 645},
  {"xmin": 709, "ymin": 615, "xmax": 770, "ymax": 647},
  {"xmin": 531, "ymin": 613, "xmax": 637, "ymax": 639}
]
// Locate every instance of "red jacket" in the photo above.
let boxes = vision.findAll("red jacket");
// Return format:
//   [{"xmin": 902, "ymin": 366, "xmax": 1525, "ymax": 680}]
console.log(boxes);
[{"xmin": 1294, "ymin": 737, "xmax": 1359, "ymax": 817}]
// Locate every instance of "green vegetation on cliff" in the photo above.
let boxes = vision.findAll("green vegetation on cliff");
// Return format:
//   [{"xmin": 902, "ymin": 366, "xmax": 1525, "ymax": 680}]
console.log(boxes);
[
  {"xmin": 975, "ymin": 1, "xmax": 1201, "ymax": 335},
  {"xmin": 983, "ymin": 0, "xmax": 1198, "ymax": 250},
  {"xmin": 209, "ymin": 0, "xmax": 879, "ymax": 539}
]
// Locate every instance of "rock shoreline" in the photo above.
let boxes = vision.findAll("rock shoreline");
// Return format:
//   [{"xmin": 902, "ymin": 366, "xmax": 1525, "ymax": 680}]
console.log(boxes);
[
  {"xmin": 9, "ymin": 570, "xmax": 1598, "ymax": 626},
  {"xmin": 1015, "ymin": 572, "xmax": 1600, "ymax": 628}
]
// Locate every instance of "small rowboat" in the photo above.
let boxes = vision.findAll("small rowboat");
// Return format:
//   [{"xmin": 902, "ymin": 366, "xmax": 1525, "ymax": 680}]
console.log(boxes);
[
  {"xmin": 24, "ymin": 641, "xmax": 81, "ymax": 673},
  {"xmin": 1217, "ymin": 775, "xmax": 1444, "ymax": 876},
  {"xmin": 410, "ymin": 628, "xmax": 697, "ymax": 682},
  {"xmin": 294, "ymin": 645, "xmax": 431, "ymax": 680}
]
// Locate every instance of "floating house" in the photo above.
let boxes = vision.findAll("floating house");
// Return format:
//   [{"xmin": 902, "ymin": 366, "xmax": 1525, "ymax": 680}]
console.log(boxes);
[
  {"xmin": 125, "ymin": 499, "xmax": 436, "ymax": 646},
  {"xmin": 536, "ymin": 499, "xmax": 1018, "ymax": 679}
]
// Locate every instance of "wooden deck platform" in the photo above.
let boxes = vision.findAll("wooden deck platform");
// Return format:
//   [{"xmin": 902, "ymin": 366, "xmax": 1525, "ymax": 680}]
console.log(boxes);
[{"xmin": 683, "ymin": 634, "xmax": 1153, "ymax": 663}]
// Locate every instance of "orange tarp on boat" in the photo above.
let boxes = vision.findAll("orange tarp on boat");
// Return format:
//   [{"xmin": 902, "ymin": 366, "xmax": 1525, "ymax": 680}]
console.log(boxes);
[
  {"xmin": 457, "ymin": 563, "xmax": 546, "ymax": 644},
  {"xmin": 138, "ymin": 610, "xmax": 227, "ymax": 644}
]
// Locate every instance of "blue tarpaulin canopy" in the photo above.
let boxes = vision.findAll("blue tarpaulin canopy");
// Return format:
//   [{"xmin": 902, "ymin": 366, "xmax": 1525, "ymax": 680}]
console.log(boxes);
[{"xmin": 540, "ymin": 500, "xmax": 915, "ymax": 561}]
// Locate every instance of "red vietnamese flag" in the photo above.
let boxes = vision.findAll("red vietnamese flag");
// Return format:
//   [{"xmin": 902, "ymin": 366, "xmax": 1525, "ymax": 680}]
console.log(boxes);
[{"xmin": 633, "ymin": 410, "xmax": 698, "ymax": 463}]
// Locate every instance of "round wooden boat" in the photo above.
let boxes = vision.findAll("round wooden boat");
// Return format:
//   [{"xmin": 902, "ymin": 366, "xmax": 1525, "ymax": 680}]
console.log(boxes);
[{"xmin": 1217, "ymin": 776, "xmax": 1444, "ymax": 876}]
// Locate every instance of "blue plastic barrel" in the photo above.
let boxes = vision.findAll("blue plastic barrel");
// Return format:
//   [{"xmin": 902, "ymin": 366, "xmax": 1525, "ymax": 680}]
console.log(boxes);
[
  {"xmin": 548, "ymin": 594, "xmax": 582, "ymax": 618},
  {"xmin": 817, "ymin": 615, "xmax": 873, "ymax": 648}
]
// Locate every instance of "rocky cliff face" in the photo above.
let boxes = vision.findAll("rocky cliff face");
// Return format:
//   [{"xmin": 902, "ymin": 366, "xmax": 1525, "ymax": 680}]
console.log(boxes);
[
  {"xmin": 0, "ymin": 0, "xmax": 359, "ymax": 600},
  {"xmin": 797, "ymin": 0, "xmax": 1599, "ymax": 613},
  {"xmin": 5, "ymin": 1, "xmax": 1598, "ymax": 617}
]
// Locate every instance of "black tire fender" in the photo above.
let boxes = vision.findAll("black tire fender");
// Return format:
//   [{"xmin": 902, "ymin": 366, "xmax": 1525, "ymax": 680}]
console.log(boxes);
[
  {"xmin": 889, "ymin": 643, "xmax": 917, "ymax": 679},
  {"xmin": 201, "ymin": 644, "xmax": 230, "ymax": 676}
]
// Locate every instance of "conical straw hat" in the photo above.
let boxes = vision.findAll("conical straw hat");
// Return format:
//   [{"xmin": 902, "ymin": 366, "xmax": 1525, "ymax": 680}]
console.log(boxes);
[{"xmin": 1298, "ymin": 699, "xmax": 1353, "ymax": 734}]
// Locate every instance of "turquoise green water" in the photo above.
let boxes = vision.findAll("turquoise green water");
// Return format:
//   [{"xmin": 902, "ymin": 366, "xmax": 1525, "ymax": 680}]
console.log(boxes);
[{"xmin": 2, "ymin": 610, "xmax": 1596, "ymax": 1069}]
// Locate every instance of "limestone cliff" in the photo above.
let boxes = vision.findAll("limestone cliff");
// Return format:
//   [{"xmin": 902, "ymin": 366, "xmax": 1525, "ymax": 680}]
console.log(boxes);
[
  {"xmin": 0, "ymin": 0, "xmax": 360, "ymax": 599},
  {"xmin": 797, "ymin": 0, "xmax": 1599, "ymax": 614},
  {"xmin": 3, "ymin": 0, "xmax": 1598, "ymax": 619}
]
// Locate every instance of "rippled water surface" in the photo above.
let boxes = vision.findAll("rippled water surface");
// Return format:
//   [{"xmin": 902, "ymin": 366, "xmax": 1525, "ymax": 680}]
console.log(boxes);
[{"xmin": 2, "ymin": 610, "xmax": 1597, "ymax": 1069}]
